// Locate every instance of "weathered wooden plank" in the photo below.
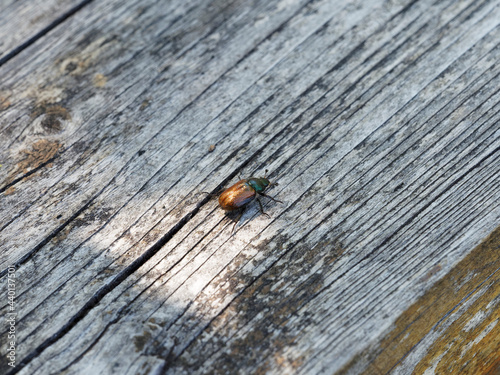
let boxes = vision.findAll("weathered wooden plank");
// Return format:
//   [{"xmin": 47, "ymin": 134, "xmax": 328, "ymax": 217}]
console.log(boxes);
[
  {"xmin": 1, "ymin": 0, "xmax": 499, "ymax": 374},
  {"xmin": 1, "ymin": 0, "xmax": 376, "ymax": 370},
  {"xmin": 0, "ymin": 0, "xmax": 315, "ymax": 266},
  {"xmin": 0, "ymin": 0, "xmax": 86, "ymax": 62}
]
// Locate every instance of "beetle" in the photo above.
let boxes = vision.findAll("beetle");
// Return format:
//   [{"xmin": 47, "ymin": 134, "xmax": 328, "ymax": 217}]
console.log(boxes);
[{"xmin": 218, "ymin": 171, "xmax": 281, "ymax": 232}]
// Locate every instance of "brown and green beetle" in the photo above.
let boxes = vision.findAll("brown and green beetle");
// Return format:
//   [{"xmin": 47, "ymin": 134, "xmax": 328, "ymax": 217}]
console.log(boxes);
[{"xmin": 219, "ymin": 171, "xmax": 281, "ymax": 232}]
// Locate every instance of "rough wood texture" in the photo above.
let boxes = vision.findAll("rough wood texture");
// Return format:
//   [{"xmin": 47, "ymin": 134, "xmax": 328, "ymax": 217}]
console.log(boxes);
[
  {"xmin": 350, "ymin": 227, "xmax": 500, "ymax": 375},
  {"xmin": 0, "ymin": 0, "xmax": 85, "ymax": 61},
  {"xmin": 1, "ymin": 0, "xmax": 499, "ymax": 374}
]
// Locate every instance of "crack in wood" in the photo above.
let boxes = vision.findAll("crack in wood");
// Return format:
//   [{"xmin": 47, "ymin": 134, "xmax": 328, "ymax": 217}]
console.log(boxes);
[
  {"xmin": 4, "ymin": 106, "xmax": 306, "ymax": 373},
  {"xmin": 145, "ymin": 71, "xmax": 500, "ymax": 367},
  {"xmin": 0, "ymin": 0, "xmax": 95, "ymax": 67}
]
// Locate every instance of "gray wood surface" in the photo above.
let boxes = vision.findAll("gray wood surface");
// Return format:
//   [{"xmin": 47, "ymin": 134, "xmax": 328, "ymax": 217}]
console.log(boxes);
[
  {"xmin": 0, "ymin": 0, "xmax": 85, "ymax": 61},
  {"xmin": 1, "ymin": 0, "xmax": 499, "ymax": 374}
]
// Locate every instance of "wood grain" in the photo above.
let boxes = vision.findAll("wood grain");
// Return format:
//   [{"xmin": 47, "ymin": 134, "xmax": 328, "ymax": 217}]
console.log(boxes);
[
  {"xmin": 0, "ymin": 0, "xmax": 86, "ymax": 62},
  {"xmin": 0, "ymin": 0, "xmax": 499, "ymax": 374},
  {"xmin": 342, "ymin": 226, "xmax": 500, "ymax": 374}
]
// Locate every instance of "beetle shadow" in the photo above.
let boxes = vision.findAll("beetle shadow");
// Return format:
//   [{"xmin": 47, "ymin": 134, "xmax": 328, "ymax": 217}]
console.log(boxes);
[
  {"xmin": 224, "ymin": 196, "xmax": 276, "ymax": 234},
  {"xmin": 224, "ymin": 208, "xmax": 246, "ymax": 234}
]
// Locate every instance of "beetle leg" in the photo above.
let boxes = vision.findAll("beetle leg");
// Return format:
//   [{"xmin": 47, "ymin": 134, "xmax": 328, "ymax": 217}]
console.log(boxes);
[
  {"xmin": 201, "ymin": 186, "xmax": 225, "ymax": 198},
  {"xmin": 202, "ymin": 187, "xmax": 228, "ymax": 199},
  {"xmin": 256, "ymin": 197, "xmax": 271, "ymax": 218},
  {"xmin": 259, "ymin": 192, "xmax": 283, "ymax": 204},
  {"xmin": 231, "ymin": 209, "xmax": 244, "ymax": 234}
]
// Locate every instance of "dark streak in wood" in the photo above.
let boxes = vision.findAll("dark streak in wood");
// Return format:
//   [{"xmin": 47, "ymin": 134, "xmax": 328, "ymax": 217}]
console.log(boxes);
[{"xmin": 0, "ymin": 0, "xmax": 95, "ymax": 66}]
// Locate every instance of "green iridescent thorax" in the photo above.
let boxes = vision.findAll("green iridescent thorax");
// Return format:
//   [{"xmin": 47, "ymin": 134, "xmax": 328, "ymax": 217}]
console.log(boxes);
[{"xmin": 247, "ymin": 177, "xmax": 270, "ymax": 193}]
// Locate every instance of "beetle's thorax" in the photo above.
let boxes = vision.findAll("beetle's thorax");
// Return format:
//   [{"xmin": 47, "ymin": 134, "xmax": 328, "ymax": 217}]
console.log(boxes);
[{"xmin": 247, "ymin": 177, "xmax": 269, "ymax": 193}]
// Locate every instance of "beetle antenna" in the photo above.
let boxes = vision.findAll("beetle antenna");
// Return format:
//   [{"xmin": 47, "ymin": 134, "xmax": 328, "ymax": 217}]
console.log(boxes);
[{"xmin": 264, "ymin": 169, "xmax": 268, "ymax": 178}]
